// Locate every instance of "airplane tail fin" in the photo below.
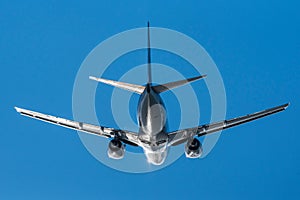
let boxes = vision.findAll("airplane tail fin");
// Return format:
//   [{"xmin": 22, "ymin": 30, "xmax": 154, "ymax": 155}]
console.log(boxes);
[
  {"xmin": 90, "ymin": 23, "xmax": 205, "ymax": 95},
  {"xmin": 145, "ymin": 22, "xmax": 206, "ymax": 93},
  {"xmin": 147, "ymin": 21, "xmax": 152, "ymax": 84},
  {"xmin": 89, "ymin": 76, "xmax": 145, "ymax": 94},
  {"xmin": 152, "ymin": 75, "xmax": 207, "ymax": 93}
]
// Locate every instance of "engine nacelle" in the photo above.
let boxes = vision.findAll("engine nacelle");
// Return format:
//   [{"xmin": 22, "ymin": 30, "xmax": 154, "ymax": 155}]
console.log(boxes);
[
  {"xmin": 185, "ymin": 138, "xmax": 203, "ymax": 158},
  {"xmin": 107, "ymin": 139, "xmax": 125, "ymax": 159}
]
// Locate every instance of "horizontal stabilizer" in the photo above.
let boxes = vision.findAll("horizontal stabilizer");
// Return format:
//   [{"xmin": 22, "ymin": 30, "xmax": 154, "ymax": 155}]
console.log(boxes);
[
  {"xmin": 152, "ymin": 75, "xmax": 207, "ymax": 93},
  {"xmin": 89, "ymin": 76, "xmax": 145, "ymax": 94}
]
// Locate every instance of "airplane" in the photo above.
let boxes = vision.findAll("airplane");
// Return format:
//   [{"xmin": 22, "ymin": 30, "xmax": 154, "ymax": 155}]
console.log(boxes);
[{"xmin": 15, "ymin": 22, "xmax": 289, "ymax": 165}]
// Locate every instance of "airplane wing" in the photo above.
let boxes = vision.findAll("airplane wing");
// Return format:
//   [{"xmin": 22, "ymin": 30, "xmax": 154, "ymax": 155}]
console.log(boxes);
[
  {"xmin": 168, "ymin": 103, "xmax": 289, "ymax": 146},
  {"xmin": 15, "ymin": 107, "xmax": 139, "ymax": 146}
]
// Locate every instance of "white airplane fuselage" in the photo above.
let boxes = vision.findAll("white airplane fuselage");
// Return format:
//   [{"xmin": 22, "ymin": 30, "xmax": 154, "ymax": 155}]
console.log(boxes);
[{"xmin": 137, "ymin": 84, "xmax": 169, "ymax": 165}]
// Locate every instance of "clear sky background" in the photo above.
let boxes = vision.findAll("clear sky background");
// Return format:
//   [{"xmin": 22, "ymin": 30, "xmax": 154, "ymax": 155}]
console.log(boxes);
[{"xmin": 1, "ymin": 0, "xmax": 299, "ymax": 199}]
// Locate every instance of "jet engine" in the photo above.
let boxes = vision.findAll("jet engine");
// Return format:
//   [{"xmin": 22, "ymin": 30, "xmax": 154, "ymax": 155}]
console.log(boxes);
[
  {"xmin": 107, "ymin": 139, "xmax": 125, "ymax": 159},
  {"xmin": 185, "ymin": 138, "xmax": 203, "ymax": 158}
]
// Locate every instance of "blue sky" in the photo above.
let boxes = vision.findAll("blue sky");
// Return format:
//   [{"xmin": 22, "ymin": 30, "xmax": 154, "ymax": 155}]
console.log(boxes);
[{"xmin": 1, "ymin": 0, "xmax": 299, "ymax": 199}]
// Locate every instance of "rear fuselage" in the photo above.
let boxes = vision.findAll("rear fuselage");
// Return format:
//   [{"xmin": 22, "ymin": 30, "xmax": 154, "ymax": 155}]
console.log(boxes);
[{"xmin": 137, "ymin": 84, "xmax": 169, "ymax": 165}]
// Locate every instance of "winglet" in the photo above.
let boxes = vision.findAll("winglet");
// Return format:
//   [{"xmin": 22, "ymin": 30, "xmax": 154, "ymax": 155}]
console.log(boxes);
[
  {"xmin": 14, "ymin": 106, "xmax": 21, "ymax": 113},
  {"xmin": 283, "ymin": 102, "xmax": 290, "ymax": 109}
]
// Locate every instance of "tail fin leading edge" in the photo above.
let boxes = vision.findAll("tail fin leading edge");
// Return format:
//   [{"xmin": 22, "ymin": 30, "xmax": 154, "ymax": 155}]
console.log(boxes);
[{"xmin": 147, "ymin": 21, "xmax": 152, "ymax": 84}]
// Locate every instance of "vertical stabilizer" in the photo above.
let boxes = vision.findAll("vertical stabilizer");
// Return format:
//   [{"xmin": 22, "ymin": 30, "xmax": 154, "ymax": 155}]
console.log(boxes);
[{"xmin": 147, "ymin": 21, "xmax": 152, "ymax": 84}]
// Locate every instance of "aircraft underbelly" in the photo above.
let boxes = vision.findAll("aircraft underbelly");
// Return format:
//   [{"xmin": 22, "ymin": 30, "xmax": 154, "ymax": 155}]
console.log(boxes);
[{"xmin": 144, "ymin": 149, "xmax": 168, "ymax": 165}]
